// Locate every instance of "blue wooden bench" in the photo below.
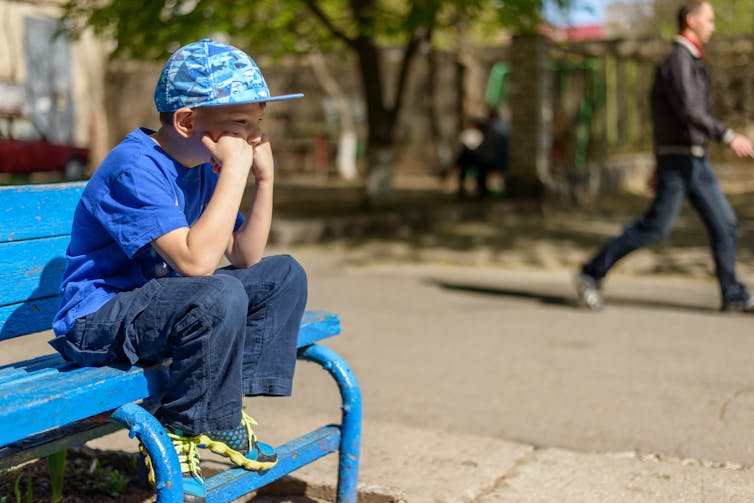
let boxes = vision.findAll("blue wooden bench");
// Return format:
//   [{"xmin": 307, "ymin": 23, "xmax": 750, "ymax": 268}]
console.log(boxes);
[{"xmin": 0, "ymin": 182, "xmax": 361, "ymax": 502}]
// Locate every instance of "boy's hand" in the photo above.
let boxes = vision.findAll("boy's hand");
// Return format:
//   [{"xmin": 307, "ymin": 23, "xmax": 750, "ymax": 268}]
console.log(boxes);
[
  {"xmin": 201, "ymin": 134, "xmax": 254, "ymax": 176},
  {"xmin": 251, "ymin": 134, "xmax": 274, "ymax": 182}
]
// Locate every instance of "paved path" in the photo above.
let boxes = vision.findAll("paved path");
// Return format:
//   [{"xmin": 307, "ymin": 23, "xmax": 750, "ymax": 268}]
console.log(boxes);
[
  {"xmin": 14, "ymin": 246, "xmax": 746, "ymax": 501},
  {"xmin": 5, "ymin": 177, "xmax": 754, "ymax": 501},
  {"xmin": 243, "ymin": 245, "xmax": 754, "ymax": 502}
]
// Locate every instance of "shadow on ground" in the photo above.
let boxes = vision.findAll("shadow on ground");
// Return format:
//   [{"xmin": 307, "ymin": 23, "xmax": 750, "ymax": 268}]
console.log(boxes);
[{"xmin": 431, "ymin": 280, "xmax": 720, "ymax": 314}]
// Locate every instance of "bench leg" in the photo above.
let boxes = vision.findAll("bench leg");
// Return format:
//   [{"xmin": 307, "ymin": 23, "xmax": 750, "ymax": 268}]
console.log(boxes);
[
  {"xmin": 298, "ymin": 344, "xmax": 361, "ymax": 503},
  {"xmin": 110, "ymin": 402, "xmax": 184, "ymax": 503}
]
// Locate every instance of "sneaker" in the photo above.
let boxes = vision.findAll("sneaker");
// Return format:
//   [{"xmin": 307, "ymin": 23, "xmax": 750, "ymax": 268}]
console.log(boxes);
[
  {"xmin": 140, "ymin": 428, "xmax": 205, "ymax": 502},
  {"xmin": 197, "ymin": 408, "xmax": 278, "ymax": 471},
  {"xmin": 574, "ymin": 271, "xmax": 604, "ymax": 311},
  {"xmin": 721, "ymin": 296, "xmax": 754, "ymax": 313}
]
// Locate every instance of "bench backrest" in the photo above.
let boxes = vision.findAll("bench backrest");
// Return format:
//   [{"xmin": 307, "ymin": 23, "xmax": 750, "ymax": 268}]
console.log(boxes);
[{"xmin": 0, "ymin": 182, "xmax": 85, "ymax": 341}]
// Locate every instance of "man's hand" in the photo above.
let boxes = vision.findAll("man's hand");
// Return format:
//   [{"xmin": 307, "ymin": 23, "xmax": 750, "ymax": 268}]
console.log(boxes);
[
  {"xmin": 647, "ymin": 169, "xmax": 658, "ymax": 193},
  {"xmin": 729, "ymin": 133, "xmax": 754, "ymax": 158}
]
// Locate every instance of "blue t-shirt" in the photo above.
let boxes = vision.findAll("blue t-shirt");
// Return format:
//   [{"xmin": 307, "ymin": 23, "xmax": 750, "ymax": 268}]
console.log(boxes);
[{"xmin": 52, "ymin": 127, "xmax": 243, "ymax": 336}]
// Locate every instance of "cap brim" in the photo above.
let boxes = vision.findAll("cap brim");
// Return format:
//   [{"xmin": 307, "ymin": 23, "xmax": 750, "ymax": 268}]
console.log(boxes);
[
  {"xmin": 197, "ymin": 93, "xmax": 304, "ymax": 109},
  {"xmin": 261, "ymin": 93, "xmax": 304, "ymax": 103}
]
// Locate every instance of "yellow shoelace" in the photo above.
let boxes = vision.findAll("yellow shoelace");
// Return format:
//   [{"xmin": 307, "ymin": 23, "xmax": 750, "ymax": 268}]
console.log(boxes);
[
  {"xmin": 168, "ymin": 432, "xmax": 203, "ymax": 481},
  {"xmin": 141, "ymin": 432, "xmax": 202, "ymax": 487},
  {"xmin": 197, "ymin": 407, "xmax": 277, "ymax": 471}
]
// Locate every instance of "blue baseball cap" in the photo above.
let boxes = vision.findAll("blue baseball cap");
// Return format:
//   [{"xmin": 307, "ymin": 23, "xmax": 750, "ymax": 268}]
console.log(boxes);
[{"xmin": 154, "ymin": 38, "xmax": 303, "ymax": 112}]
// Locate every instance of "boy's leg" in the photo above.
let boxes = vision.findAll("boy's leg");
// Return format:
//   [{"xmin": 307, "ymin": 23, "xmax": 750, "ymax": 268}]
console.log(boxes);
[
  {"xmin": 141, "ymin": 275, "xmax": 250, "ymax": 433},
  {"xmin": 199, "ymin": 255, "xmax": 306, "ymax": 469},
  {"xmin": 56, "ymin": 274, "xmax": 249, "ymax": 433},
  {"xmin": 216, "ymin": 254, "xmax": 308, "ymax": 397}
]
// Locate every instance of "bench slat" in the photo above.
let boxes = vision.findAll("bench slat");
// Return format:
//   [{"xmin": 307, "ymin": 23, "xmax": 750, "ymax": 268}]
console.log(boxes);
[
  {"xmin": 0, "ymin": 182, "xmax": 84, "ymax": 242},
  {"xmin": 299, "ymin": 310, "xmax": 341, "ymax": 345},
  {"xmin": 0, "ymin": 240, "xmax": 67, "ymax": 311},
  {"xmin": 0, "ymin": 360, "xmax": 170, "ymax": 448},
  {"xmin": 0, "ymin": 421, "xmax": 122, "ymax": 471},
  {"xmin": 0, "ymin": 297, "xmax": 60, "ymax": 341},
  {"xmin": 205, "ymin": 425, "xmax": 340, "ymax": 501},
  {"xmin": 0, "ymin": 354, "xmax": 70, "ymax": 386}
]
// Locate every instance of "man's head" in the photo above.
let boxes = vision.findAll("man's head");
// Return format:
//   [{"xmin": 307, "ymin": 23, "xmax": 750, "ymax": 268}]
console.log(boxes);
[
  {"xmin": 154, "ymin": 38, "xmax": 302, "ymax": 115},
  {"xmin": 677, "ymin": 1, "xmax": 715, "ymax": 44}
]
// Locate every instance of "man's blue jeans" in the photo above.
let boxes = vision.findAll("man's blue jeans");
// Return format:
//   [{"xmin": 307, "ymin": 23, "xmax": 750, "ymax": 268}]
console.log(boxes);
[
  {"xmin": 582, "ymin": 155, "xmax": 749, "ymax": 304},
  {"xmin": 50, "ymin": 254, "xmax": 308, "ymax": 434}
]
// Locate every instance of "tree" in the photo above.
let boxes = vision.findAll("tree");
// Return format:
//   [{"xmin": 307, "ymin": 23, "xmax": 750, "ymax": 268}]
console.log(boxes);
[
  {"xmin": 646, "ymin": 0, "xmax": 754, "ymax": 37},
  {"xmin": 61, "ymin": 0, "xmax": 554, "ymax": 203}
]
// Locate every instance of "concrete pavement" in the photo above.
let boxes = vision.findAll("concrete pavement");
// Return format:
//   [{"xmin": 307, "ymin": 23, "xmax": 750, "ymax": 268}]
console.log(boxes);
[
  {"xmin": 5, "ymin": 175, "xmax": 754, "ymax": 501},
  {"xmin": 244, "ymin": 245, "xmax": 754, "ymax": 502}
]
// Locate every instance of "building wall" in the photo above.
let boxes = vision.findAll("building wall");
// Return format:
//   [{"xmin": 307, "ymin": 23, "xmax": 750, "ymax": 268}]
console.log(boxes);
[{"xmin": 0, "ymin": 0, "xmax": 110, "ymax": 167}]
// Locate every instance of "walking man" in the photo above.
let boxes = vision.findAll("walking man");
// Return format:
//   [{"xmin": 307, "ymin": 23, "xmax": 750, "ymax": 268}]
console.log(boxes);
[{"xmin": 575, "ymin": 0, "xmax": 754, "ymax": 311}]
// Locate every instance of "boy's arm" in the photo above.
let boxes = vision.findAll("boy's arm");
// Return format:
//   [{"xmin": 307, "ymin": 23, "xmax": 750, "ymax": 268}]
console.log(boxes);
[
  {"xmin": 152, "ymin": 135, "xmax": 254, "ymax": 276},
  {"xmin": 225, "ymin": 136, "xmax": 274, "ymax": 267}
]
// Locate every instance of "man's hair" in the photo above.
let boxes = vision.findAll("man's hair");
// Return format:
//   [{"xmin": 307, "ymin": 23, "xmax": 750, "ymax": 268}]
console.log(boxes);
[{"xmin": 677, "ymin": 0, "xmax": 706, "ymax": 32}]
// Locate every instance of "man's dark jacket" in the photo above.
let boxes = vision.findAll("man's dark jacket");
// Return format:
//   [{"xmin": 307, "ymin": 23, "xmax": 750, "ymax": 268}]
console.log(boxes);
[{"xmin": 651, "ymin": 36, "xmax": 732, "ymax": 157}]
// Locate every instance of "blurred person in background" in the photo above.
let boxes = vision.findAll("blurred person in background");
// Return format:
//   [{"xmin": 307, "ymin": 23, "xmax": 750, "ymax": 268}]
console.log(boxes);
[{"xmin": 575, "ymin": 0, "xmax": 754, "ymax": 312}]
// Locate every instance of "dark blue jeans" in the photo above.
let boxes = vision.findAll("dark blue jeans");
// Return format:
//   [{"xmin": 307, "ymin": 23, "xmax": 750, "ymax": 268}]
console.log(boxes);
[
  {"xmin": 582, "ymin": 155, "xmax": 749, "ymax": 304},
  {"xmin": 50, "ymin": 255, "xmax": 308, "ymax": 434}
]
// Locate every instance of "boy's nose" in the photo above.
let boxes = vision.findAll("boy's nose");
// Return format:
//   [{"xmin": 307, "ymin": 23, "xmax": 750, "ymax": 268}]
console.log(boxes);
[{"xmin": 247, "ymin": 130, "xmax": 262, "ymax": 144}]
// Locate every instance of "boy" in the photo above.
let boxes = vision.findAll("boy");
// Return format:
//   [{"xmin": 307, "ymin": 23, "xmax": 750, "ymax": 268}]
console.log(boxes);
[{"xmin": 50, "ymin": 39, "xmax": 308, "ymax": 500}]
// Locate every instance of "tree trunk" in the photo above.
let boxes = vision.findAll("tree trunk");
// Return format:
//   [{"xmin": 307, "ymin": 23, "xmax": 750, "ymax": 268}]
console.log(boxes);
[
  {"xmin": 364, "ymin": 144, "xmax": 395, "ymax": 201},
  {"xmin": 354, "ymin": 36, "xmax": 397, "ymax": 203}
]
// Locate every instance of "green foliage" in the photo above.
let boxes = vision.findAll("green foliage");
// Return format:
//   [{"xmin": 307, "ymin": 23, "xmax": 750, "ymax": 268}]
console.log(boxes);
[
  {"xmin": 89, "ymin": 459, "xmax": 130, "ymax": 497},
  {"xmin": 60, "ymin": 0, "xmax": 555, "ymax": 61},
  {"xmin": 651, "ymin": 0, "xmax": 754, "ymax": 37},
  {"xmin": 708, "ymin": 0, "xmax": 754, "ymax": 34},
  {"xmin": 48, "ymin": 450, "xmax": 67, "ymax": 503},
  {"xmin": 11, "ymin": 470, "xmax": 32, "ymax": 503}
]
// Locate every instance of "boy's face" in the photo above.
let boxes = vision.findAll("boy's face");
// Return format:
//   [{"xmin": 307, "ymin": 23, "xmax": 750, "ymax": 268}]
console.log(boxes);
[{"xmin": 191, "ymin": 102, "xmax": 267, "ymax": 145}]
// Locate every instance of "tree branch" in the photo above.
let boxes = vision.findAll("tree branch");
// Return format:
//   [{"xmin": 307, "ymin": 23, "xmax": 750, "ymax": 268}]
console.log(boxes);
[
  {"xmin": 389, "ymin": 28, "xmax": 432, "ymax": 121},
  {"xmin": 303, "ymin": 0, "xmax": 356, "ymax": 48}
]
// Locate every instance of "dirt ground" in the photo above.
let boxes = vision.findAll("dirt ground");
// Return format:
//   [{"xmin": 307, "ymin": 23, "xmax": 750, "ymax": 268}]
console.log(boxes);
[
  {"xmin": 0, "ymin": 447, "xmax": 152, "ymax": 502},
  {"xmin": 0, "ymin": 448, "xmax": 321, "ymax": 502}
]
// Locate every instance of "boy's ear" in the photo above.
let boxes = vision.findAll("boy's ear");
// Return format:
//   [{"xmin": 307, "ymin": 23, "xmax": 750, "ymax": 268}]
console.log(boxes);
[{"xmin": 173, "ymin": 107, "xmax": 195, "ymax": 138}]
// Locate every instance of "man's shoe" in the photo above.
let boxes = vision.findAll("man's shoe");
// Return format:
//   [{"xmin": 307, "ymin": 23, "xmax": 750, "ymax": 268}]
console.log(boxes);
[
  {"xmin": 141, "ymin": 428, "xmax": 205, "ymax": 502},
  {"xmin": 574, "ymin": 272, "xmax": 604, "ymax": 311},
  {"xmin": 721, "ymin": 297, "xmax": 754, "ymax": 313},
  {"xmin": 197, "ymin": 408, "xmax": 278, "ymax": 471}
]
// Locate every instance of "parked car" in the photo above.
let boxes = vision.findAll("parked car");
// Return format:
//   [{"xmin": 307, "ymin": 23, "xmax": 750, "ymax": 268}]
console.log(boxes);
[{"xmin": 0, "ymin": 113, "xmax": 89, "ymax": 179}]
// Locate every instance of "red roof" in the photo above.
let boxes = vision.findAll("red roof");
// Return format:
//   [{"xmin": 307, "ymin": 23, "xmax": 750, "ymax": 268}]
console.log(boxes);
[{"xmin": 541, "ymin": 23, "xmax": 604, "ymax": 41}]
